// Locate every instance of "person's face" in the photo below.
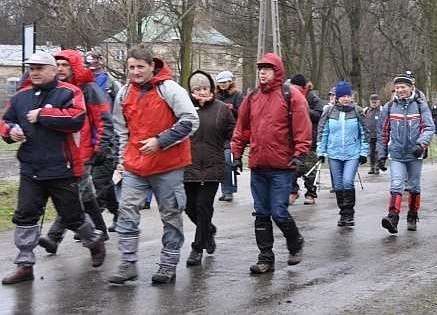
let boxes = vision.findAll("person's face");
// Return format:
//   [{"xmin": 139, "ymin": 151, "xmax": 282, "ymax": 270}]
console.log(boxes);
[
  {"xmin": 217, "ymin": 81, "xmax": 231, "ymax": 90},
  {"xmin": 258, "ymin": 66, "xmax": 275, "ymax": 84},
  {"xmin": 329, "ymin": 93, "xmax": 336, "ymax": 104},
  {"xmin": 56, "ymin": 60, "xmax": 73, "ymax": 82},
  {"xmin": 127, "ymin": 57, "xmax": 154, "ymax": 84},
  {"xmin": 191, "ymin": 86, "xmax": 212, "ymax": 99},
  {"xmin": 28, "ymin": 64, "xmax": 57, "ymax": 85},
  {"xmin": 337, "ymin": 95, "xmax": 352, "ymax": 106},
  {"xmin": 394, "ymin": 83, "xmax": 413, "ymax": 99},
  {"xmin": 370, "ymin": 99, "xmax": 380, "ymax": 107}
]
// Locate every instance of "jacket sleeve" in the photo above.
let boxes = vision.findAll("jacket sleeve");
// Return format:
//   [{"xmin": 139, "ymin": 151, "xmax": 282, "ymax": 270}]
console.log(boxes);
[
  {"xmin": 291, "ymin": 86, "xmax": 312, "ymax": 157},
  {"xmin": 83, "ymin": 83, "xmax": 114, "ymax": 155},
  {"xmin": 113, "ymin": 84, "xmax": 129, "ymax": 165},
  {"xmin": 376, "ymin": 103, "xmax": 390, "ymax": 159},
  {"xmin": 316, "ymin": 106, "xmax": 331, "ymax": 157},
  {"xmin": 156, "ymin": 80, "xmax": 199, "ymax": 150},
  {"xmin": 307, "ymin": 92, "xmax": 323, "ymax": 124},
  {"xmin": 417, "ymin": 101, "xmax": 435, "ymax": 147},
  {"xmin": 231, "ymin": 93, "xmax": 252, "ymax": 159},
  {"xmin": 219, "ymin": 102, "xmax": 236, "ymax": 140},
  {"xmin": 37, "ymin": 86, "xmax": 86, "ymax": 133}
]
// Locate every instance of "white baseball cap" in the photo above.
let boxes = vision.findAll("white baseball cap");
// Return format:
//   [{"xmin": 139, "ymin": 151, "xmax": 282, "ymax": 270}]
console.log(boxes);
[
  {"xmin": 25, "ymin": 51, "xmax": 57, "ymax": 67},
  {"xmin": 216, "ymin": 71, "xmax": 234, "ymax": 83}
]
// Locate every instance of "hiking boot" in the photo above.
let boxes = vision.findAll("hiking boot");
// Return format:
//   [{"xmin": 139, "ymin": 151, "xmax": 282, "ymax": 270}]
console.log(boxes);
[
  {"xmin": 38, "ymin": 237, "xmax": 59, "ymax": 254},
  {"xmin": 250, "ymin": 262, "xmax": 274, "ymax": 274},
  {"xmin": 2, "ymin": 265, "xmax": 34, "ymax": 285},
  {"xmin": 303, "ymin": 196, "xmax": 316, "ymax": 205},
  {"xmin": 151, "ymin": 265, "xmax": 176, "ymax": 284},
  {"xmin": 407, "ymin": 212, "xmax": 419, "ymax": 231},
  {"xmin": 289, "ymin": 193, "xmax": 299, "ymax": 205},
  {"xmin": 107, "ymin": 261, "xmax": 138, "ymax": 284},
  {"xmin": 337, "ymin": 214, "xmax": 354, "ymax": 227},
  {"xmin": 219, "ymin": 194, "xmax": 233, "ymax": 202},
  {"xmin": 186, "ymin": 250, "xmax": 203, "ymax": 266},
  {"xmin": 89, "ymin": 234, "xmax": 106, "ymax": 267},
  {"xmin": 206, "ymin": 227, "xmax": 217, "ymax": 254},
  {"xmin": 288, "ymin": 251, "xmax": 303, "ymax": 266},
  {"xmin": 382, "ymin": 211, "xmax": 399, "ymax": 234}
]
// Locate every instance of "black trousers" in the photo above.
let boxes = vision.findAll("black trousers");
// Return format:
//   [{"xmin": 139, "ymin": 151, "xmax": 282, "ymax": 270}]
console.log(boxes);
[
  {"xmin": 369, "ymin": 138, "xmax": 377, "ymax": 167},
  {"xmin": 184, "ymin": 182, "xmax": 219, "ymax": 252},
  {"xmin": 92, "ymin": 158, "xmax": 119, "ymax": 214},
  {"xmin": 13, "ymin": 174, "xmax": 84, "ymax": 230}
]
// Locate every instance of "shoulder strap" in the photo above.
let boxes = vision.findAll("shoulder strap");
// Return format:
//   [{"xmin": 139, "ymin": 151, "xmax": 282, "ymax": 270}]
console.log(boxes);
[{"xmin": 282, "ymin": 79, "xmax": 293, "ymax": 146}]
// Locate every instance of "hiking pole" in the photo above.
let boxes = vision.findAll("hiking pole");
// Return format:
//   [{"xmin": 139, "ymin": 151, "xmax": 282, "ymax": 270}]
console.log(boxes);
[
  {"xmin": 313, "ymin": 161, "xmax": 322, "ymax": 191},
  {"xmin": 304, "ymin": 160, "xmax": 322, "ymax": 179},
  {"xmin": 357, "ymin": 171, "xmax": 364, "ymax": 190}
]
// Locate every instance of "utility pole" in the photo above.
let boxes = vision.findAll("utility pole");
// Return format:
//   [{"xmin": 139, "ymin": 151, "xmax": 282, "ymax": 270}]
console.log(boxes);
[{"xmin": 257, "ymin": 0, "xmax": 281, "ymax": 59}]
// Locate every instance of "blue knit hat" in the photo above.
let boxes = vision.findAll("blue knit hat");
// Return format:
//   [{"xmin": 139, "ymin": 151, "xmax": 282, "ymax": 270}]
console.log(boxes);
[{"xmin": 335, "ymin": 81, "xmax": 352, "ymax": 98}]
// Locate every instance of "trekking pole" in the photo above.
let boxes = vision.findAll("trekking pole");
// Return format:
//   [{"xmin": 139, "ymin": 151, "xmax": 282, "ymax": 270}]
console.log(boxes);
[
  {"xmin": 357, "ymin": 171, "xmax": 364, "ymax": 190},
  {"xmin": 304, "ymin": 160, "xmax": 321, "ymax": 179},
  {"xmin": 313, "ymin": 161, "xmax": 322, "ymax": 191}
]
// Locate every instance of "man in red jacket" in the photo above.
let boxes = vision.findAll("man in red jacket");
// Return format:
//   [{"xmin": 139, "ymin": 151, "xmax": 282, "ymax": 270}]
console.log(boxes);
[{"xmin": 231, "ymin": 53, "xmax": 312, "ymax": 274}]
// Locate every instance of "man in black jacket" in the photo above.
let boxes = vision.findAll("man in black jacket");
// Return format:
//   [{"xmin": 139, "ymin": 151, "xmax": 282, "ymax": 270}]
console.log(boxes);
[{"xmin": 363, "ymin": 94, "xmax": 381, "ymax": 174}]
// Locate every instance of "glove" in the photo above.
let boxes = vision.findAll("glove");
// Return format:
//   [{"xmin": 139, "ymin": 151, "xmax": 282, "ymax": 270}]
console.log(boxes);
[
  {"xmin": 232, "ymin": 158, "xmax": 243, "ymax": 173},
  {"xmin": 412, "ymin": 144, "xmax": 424, "ymax": 158},
  {"xmin": 377, "ymin": 157, "xmax": 387, "ymax": 171},
  {"xmin": 89, "ymin": 151, "xmax": 107, "ymax": 166},
  {"xmin": 359, "ymin": 155, "xmax": 367, "ymax": 165},
  {"xmin": 317, "ymin": 156, "xmax": 325, "ymax": 164},
  {"xmin": 289, "ymin": 156, "xmax": 305, "ymax": 175}
]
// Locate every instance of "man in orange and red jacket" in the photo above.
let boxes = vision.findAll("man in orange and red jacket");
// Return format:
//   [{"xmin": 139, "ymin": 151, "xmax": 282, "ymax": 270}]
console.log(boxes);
[
  {"xmin": 231, "ymin": 53, "xmax": 312, "ymax": 274},
  {"xmin": 38, "ymin": 49, "xmax": 114, "ymax": 256}
]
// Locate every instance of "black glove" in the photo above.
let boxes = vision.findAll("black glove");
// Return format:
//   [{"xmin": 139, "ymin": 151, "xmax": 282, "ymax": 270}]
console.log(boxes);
[
  {"xmin": 377, "ymin": 157, "xmax": 387, "ymax": 171},
  {"xmin": 232, "ymin": 158, "xmax": 243, "ymax": 173},
  {"xmin": 289, "ymin": 156, "xmax": 306, "ymax": 175},
  {"xmin": 412, "ymin": 144, "xmax": 424, "ymax": 158},
  {"xmin": 89, "ymin": 151, "xmax": 107, "ymax": 166},
  {"xmin": 317, "ymin": 156, "xmax": 325, "ymax": 164},
  {"xmin": 359, "ymin": 155, "xmax": 367, "ymax": 165}
]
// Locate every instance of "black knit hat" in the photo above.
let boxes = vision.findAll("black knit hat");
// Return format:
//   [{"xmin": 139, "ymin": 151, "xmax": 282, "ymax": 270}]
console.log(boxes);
[
  {"xmin": 289, "ymin": 74, "xmax": 308, "ymax": 87},
  {"xmin": 393, "ymin": 75, "xmax": 414, "ymax": 86}
]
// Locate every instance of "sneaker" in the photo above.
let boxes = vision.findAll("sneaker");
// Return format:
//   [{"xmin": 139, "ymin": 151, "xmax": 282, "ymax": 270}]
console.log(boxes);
[
  {"xmin": 289, "ymin": 193, "xmax": 299, "ymax": 205},
  {"xmin": 381, "ymin": 211, "xmax": 399, "ymax": 234},
  {"xmin": 407, "ymin": 211, "xmax": 419, "ymax": 231},
  {"xmin": 152, "ymin": 265, "xmax": 176, "ymax": 284},
  {"xmin": 107, "ymin": 261, "xmax": 138, "ymax": 284},
  {"xmin": 186, "ymin": 250, "xmax": 203, "ymax": 266},
  {"xmin": 38, "ymin": 237, "xmax": 59, "ymax": 254},
  {"xmin": 250, "ymin": 262, "xmax": 274, "ymax": 274},
  {"xmin": 303, "ymin": 196, "xmax": 316, "ymax": 205},
  {"xmin": 337, "ymin": 214, "xmax": 354, "ymax": 227}
]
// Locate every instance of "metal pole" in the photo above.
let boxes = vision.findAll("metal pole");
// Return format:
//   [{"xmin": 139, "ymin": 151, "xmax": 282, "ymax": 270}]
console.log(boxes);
[
  {"xmin": 271, "ymin": 0, "xmax": 281, "ymax": 56},
  {"xmin": 257, "ymin": 0, "xmax": 267, "ymax": 60}
]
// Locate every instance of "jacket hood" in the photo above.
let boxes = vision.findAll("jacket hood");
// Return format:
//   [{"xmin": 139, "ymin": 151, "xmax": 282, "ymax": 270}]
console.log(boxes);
[
  {"xmin": 257, "ymin": 52, "xmax": 285, "ymax": 92},
  {"xmin": 54, "ymin": 50, "xmax": 94, "ymax": 86},
  {"xmin": 188, "ymin": 70, "xmax": 215, "ymax": 93}
]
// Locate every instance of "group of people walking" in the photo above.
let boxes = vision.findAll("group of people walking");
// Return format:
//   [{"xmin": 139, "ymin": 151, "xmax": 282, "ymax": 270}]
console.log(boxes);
[{"xmin": 0, "ymin": 44, "xmax": 434, "ymax": 286}]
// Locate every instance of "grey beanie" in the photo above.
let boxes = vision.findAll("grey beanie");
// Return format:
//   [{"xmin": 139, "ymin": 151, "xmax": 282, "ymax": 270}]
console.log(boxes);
[{"xmin": 190, "ymin": 73, "xmax": 211, "ymax": 90}]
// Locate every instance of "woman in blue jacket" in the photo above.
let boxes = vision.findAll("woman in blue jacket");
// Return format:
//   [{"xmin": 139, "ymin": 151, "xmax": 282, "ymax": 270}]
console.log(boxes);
[{"xmin": 317, "ymin": 81, "xmax": 369, "ymax": 227}]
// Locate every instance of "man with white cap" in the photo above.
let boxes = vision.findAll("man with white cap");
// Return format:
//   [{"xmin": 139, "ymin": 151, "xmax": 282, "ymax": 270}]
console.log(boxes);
[
  {"xmin": 215, "ymin": 70, "xmax": 243, "ymax": 202},
  {"xmin": 0, "ymin": 51, "xmax": 106, "ymax": 284}
]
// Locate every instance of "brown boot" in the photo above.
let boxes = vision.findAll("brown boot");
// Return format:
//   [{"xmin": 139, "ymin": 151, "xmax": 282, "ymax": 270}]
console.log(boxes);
[{"xmin": 2, "ymin": 265, "xmax": 34, "ymax": 285}]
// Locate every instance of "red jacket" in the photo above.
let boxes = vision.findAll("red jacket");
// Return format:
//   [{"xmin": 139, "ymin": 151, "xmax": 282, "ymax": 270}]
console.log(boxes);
[
  {"xmin": 232, "ymin": 53, "xmax": 312, "ymax": 169},
  {"xmin": 54, "ymin": 50, "xmax": 114, "ymax": 163},
  {"xmin": 121, "ymin": 60, "xmax": 192, "ymax": 176}
]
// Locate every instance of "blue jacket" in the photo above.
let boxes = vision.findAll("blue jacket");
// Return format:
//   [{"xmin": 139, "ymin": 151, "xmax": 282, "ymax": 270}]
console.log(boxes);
[
  {"xmin": 317, "ymin": 104, "xmax": 369, "ymax": 160},
  {"xmin": 377, "ymin": 92, "xmax": 435, "ymax": 162}
]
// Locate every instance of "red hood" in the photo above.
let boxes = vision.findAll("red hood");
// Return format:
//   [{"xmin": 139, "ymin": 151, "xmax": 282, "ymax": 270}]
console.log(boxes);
[
  {"xmin": 54, "ymin": 50, "xmax": 94, "ymax": 87},
  {"xmin": 257, "ymin": 53, "xmax": 285, "ymax": 92},
  {"xmin": 130, "ymin": 57, "xmax": 173, "ymax": 86}
]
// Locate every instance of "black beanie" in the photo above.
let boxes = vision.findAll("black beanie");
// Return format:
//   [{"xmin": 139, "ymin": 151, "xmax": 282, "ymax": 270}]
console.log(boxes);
[
  {"xmin": 393, "ymin": 75, "xmax": 413, "ymax": 86},
  {"xmin": 289, "ymin": 74, "xmax": 308, "ymax": 87}
]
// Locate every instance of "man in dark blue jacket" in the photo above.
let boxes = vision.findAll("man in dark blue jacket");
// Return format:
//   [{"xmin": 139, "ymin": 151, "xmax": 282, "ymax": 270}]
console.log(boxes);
[{"xmin": 1, "ymin": 51, "xmax": 106, "ymax": 285}]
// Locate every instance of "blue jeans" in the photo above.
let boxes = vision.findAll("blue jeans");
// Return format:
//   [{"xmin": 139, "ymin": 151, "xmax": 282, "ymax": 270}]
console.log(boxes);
[
  {"xmin": 328, "ymin": 158, "xmax": 359, "ymax": 191},
  {"xmin": 250, "ymin": 169, "xmax": 294, "ymax": 222},
  {"xmin": 220, "ymin": 148, "xmax": 237, "ymax": 195},
  {"xmin": 116, "ymin": 169, "xmax": 186, "ymax": 265},
  {"xmin": 390, "ymin": 159, "xmax": 422, "ymax": 194}
]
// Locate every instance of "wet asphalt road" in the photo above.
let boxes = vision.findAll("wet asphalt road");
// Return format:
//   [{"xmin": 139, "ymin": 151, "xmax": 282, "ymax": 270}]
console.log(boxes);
[{"xmin": 2, "ymin": 163, "xmax": 437, "ymax": 314}]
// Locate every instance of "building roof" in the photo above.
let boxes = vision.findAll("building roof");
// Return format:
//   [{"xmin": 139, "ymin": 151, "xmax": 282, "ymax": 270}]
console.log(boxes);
[
  {"xmin": 0, "ymin": 45, "xmax": 60, "ymax": 66},
  {"xmin": 106, "ymin": 13, "xmax": 233, "ymax": 46}
]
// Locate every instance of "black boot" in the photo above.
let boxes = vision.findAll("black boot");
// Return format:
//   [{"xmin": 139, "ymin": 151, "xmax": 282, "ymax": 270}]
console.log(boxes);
[
  {"xmin": 338, "ymin": 189, "xmax": 355, "ymax": 227},
  {"xmin": 381, "ymin": 193, "xmax": 402, "ymax": 234},
  {"xmin": 274, "ymin": 217, "xmax": 304, "ymax": 266},
  {"xmin": 335, "ymin": 190, "xmax": 348, "ymax": 226},
  {"xmin": 250, "ymin": 217, "xmax": 274, "ymax": 274}
]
